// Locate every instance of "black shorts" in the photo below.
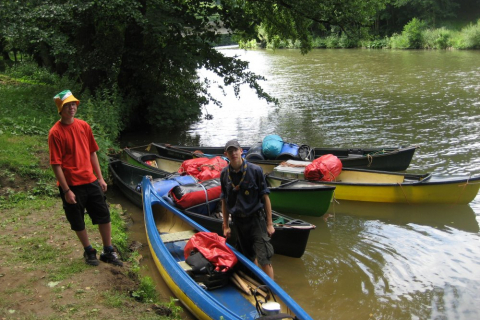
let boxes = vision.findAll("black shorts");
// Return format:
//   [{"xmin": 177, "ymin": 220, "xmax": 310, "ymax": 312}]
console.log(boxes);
[
  {"xmin": 232, "ymin": 210, "xmax": 274, "ymax": 266},
  {"xmin": 59, "ymin": 180, "xmax": 111, "ymax": 231}
]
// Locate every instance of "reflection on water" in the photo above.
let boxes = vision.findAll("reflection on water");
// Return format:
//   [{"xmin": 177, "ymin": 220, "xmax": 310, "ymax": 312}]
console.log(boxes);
[
  {"xmin": 118, "ymin": 49, "xmax": 480, "ymax": 320},
  {"xmin": 328, "ymin": 201, "xmax": 479, "ymax": 233},
  {"xmin": 274, "ymin": 199, "xmax": 480, "ymax": 320}
]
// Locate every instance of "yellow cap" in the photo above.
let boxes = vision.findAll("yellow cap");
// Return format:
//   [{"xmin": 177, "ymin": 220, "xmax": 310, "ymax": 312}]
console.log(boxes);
[{"xmin": 53, "ymin": 90, "xmax": 80, "ymax": 114}]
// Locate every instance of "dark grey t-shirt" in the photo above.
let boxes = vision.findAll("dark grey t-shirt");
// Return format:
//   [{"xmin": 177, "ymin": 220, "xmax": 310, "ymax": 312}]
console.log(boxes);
[{"xmin": 220, "ymin": 160, "xmax": 270, "ymax": 217}]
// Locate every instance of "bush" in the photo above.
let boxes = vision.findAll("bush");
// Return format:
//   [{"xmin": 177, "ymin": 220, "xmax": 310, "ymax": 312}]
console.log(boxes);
[
  {"xmin": 5, "ymin": 62, "xmax": 61, "ymax": 85},
  {"xmin": 403, "ymin": 18, "xmax": 427, "ymax": 49},
  {"xmin": 238, "ymin": 39, "xmax": 258, "ymax": 49},
  {"xmin": 265, "ymin": 36, "xmax": 297, "ymax": 49},
  {"xmin": 325, "ymin": 35, "xmax": 340, "ymax": 48},
  {"xmin": 338, "ymin": 34, "xmax": 359, "ymax": 48},
  {"xmin": 422, "ymin": 28, "xmax": 453, "ymax": 49},
  {"xmin": 81, "ymin": 85, "xmax": 126, "ymax": 143},
  {"xmin": 454, "ymin": 19, "xmax": 480, "ymax": 49},
  {"xmin": 312, "ymin": 37, "xmax": 327, "ymax": 48},
  {"xmin": 361, "ymin": 37, "xmax": 389, "ymax": 49},
  {"xmin": 389, "ymin": 33, "xmax": 409, "ymax": 49}
]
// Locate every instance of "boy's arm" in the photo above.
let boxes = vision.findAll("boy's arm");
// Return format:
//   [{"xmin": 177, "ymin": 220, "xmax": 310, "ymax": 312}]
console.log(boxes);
[
  {"xmin": 90, "ymin": 152, "xmax": 107, "ymax": 192},
  {"xmin": 51, "ymin": 164, "xmax": 76, "ymax": 204}
]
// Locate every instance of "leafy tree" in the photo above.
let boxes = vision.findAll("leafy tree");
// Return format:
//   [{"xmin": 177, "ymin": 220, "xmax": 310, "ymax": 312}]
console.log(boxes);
[
  {"xmin": 376, "ymin": 0, "xmax": 463, "ymax": 36},
  {"xmin": 0, "ymin": 0, "xmax": 388, "ymax": 131},
  {"xmin": 232, "ymin": 0, "xmax": 389, "ymax": 52},
  {"xmin": 395, "ymin": 0, "xmax": 458, "ymax": 27}
]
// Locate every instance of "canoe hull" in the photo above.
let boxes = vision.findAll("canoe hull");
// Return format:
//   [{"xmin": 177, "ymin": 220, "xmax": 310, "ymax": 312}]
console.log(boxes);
[
  {"xmin": 109, "ymin": 158, "xmax": 168, "ymax": 207},
  {"xmin": 146, "ymin": 232, "xmax": 212, "ymax": 320},
  {"xmin": 267, "ymin": 168, "xmax": 480, "ymax": 204},
  {"xmin": 268, "ymin": 180, "xmax": 336, "ymax": 216},
  {"xmin": 109, "ymin": 159, "xmax": 315, "ymax": 258},
  {"xmin": 142, "ymin": 177, "xmax": 313, "ymax": 320},
  {"xmin": 151, "ymin": 143, "xmax": 417, "ymax": 172},
  {"xmin": 117, "ymin": 148, "xmax": 334, "ymax": 217},
  {"xmin": 185, "ymin": 202, "xmax": 314, "ymax": 258}
]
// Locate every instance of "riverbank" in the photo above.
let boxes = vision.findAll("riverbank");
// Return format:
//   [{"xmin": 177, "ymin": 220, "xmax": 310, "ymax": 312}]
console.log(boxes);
[
  {"xmin": 238, "ymin": 18, "xmax": 480, "ymax": 50},
  {"xmin": 0, "ymin": 136, "xmax": 181, "ymax": 320},
  {"xmin": 0, "ymin": 78, "xmax": 182, "ymax": 319}
]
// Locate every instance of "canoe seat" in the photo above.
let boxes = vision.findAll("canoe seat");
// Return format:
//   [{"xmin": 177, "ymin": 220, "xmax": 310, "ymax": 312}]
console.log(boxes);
[
  {"xmin": 160, "ymin": 230, "xmax": 196, "ymax": 243},
  {"xmin": 178, "ymin": 260, "xmax": 193, "ymax": 274}
]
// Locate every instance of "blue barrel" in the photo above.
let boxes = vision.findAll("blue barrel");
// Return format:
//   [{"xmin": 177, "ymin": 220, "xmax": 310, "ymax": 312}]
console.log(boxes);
[
  {"xmin": 262, "ymin": 135, "xmax": 284, "ymax": 159},
  {"xmin": 245, "ymin": 142, "xmax": 265, "ymax": 161},
  {"xmin": 276, "ymin": 143, "xmax": 301, "ymax": 160}
]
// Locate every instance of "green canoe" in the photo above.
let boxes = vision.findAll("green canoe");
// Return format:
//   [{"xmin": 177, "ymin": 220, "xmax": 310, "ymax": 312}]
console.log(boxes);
[{"xmin": 267, "ymin": 179, "xmax": 335, "ymax": 217}]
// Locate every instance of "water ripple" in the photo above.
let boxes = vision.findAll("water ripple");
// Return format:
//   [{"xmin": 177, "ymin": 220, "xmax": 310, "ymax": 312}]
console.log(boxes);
[{"xmin": 128, "ymin": 48, "xmax": 480, "ymax": 320}]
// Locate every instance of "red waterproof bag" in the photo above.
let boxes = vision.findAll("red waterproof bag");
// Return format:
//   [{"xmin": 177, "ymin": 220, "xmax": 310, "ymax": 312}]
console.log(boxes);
[
  {"xmin": 178, "ymin": 156, "xmax": 228, "ymax": 181},
  {"xmin": 304, "ymin": 154, "xmax": 343, "ymax": 181},
  {"xmin": 169, "ymin": 179, "xmax": 221, "ymax": 209},
  {"xmin": 184, "ymin": 232, "xmax": 237, "ymax": 272}
]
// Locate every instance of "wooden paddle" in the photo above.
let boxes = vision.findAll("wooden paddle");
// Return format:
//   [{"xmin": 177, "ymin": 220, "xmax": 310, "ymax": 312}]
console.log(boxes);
[{"xmin": 231, "ymin": 273, "xmax": 251, "ymax": 295}]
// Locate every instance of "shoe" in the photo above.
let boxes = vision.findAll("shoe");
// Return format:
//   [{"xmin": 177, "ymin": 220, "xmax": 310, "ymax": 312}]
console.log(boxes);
[
  {"xmin": 100, "ymin": 250, "xmax": 123, "ymax": 266},
  {"xmin": 84, "ymin": 249, "xmax": 99, "ymax": 266}
]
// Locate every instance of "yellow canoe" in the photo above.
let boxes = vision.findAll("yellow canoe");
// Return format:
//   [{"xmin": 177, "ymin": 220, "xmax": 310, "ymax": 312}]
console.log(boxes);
[{"xmin": 267, "ymin": 162, "xmax": 480, "ymax": 205}]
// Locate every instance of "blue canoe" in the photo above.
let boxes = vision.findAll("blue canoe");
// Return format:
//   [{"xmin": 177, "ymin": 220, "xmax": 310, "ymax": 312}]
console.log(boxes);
[{"xmin": 142, "ymin": 176, "xmax": 313, "ymax": 320}]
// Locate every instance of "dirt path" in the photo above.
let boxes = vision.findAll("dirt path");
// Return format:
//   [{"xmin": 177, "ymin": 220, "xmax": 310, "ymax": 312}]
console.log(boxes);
[{"xmin": 0, "ymin": 199, "xmax": 170, "ymax": 319}]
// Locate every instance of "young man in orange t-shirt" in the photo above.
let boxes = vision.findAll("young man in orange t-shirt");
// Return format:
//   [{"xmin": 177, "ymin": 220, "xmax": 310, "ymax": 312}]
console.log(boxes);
[{"xmin": 48, "ymin": 90, "xmax": 122, "ymax": 266}]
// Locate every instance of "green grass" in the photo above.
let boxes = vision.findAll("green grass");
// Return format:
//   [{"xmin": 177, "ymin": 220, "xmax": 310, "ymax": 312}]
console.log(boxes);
[
  {"xmin": 0, "ymin": 68, "xmax": 183, "ymax": 319},
  {"xmin": 0, "ymin": 134, "xmax": 47, "ymax": 168}
]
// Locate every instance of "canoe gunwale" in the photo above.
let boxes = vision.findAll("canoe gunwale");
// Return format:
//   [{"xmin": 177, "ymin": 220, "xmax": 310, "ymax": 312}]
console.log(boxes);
[
  {"xmin": 270, "ymin": 182, "xmax": 336, "ymax": 192},
  {"xmin": 266, "ymin": 172, "xmax": 480, "ymax": 204},
  {"xmin": 142, "ymin": 177, "xmax": 313, "ymax": 320},
  {"xmin": 268, "ymin": 172, "xmax": 480, "ymax": 187},
  {"xmin": 151, "ymin": 142, "xmax": 417, "ymax": 172}
]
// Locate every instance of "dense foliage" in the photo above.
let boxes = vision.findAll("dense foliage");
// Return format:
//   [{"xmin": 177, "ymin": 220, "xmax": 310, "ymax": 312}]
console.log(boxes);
[
  {"xmin": 0, "ymin": 0, "xmax": 390, "ymax": 131},
  {"xmin": 0, "ymin": 0, "xmax": 479, "ymax": 131}
]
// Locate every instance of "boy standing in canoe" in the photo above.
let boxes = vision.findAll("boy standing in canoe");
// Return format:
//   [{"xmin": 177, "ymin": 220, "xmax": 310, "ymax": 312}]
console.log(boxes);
[
  {"xmin": 220, "ymin": 139, "xmax": 275, "ymax": 279},
  {"xmin": 48, "ymin": 90, "xmax": 122, "ymax": 267}
]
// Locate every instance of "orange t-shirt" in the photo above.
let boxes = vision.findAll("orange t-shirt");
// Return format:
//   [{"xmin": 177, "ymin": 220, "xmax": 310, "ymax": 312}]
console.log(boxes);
[{"xmin": 48, "ymin": 119, "xmax": 99, "ymax": 186}]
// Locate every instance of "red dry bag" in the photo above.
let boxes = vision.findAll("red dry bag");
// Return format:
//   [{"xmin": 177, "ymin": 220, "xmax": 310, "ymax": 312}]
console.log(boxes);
[
  {"xmin": 304, "ymin": 154, "xmax": 342, "ymax": 181},
  {"xmin": 184, "ymin": 232, "xmax": 237, "ymax": 272},
  {"xmin": 178, "ymin": 156, "xmax": 228, "ymax": 181},
  {"xmin": 169, "ymin": 179, "xmax": 221, "ymax": 209}
]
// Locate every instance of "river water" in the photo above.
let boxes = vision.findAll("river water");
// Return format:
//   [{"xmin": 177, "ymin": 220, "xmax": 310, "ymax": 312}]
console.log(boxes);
[{"xmin": 114, "ymin": 48, "xmax": 480, "ymax": 320}]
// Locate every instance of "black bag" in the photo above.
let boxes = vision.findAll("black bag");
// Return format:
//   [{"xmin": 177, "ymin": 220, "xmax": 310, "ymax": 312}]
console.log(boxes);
[
  {"xmin": 185, "ymin": 250, "xmax": 230, "ymax": 290},
  {"xmin": 192, "ymin": 271, "xmax": 230, "ymax": 290},
  {"xmin": 185, "ymin": 250, "xmax": 214, "ymax": 274}
]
